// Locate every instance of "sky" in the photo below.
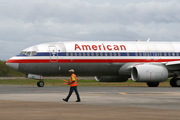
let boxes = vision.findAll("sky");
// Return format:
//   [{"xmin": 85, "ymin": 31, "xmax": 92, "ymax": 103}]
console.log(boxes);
[{"xmin": 1, "ymin": 0, "xmax": 180, "ymax": 60}]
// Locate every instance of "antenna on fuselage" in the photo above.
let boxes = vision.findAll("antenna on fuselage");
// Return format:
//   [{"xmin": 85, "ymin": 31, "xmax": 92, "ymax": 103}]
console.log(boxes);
[{"xmin": 147, "ymin": 38, "xmax": 150, "ymax": 42}]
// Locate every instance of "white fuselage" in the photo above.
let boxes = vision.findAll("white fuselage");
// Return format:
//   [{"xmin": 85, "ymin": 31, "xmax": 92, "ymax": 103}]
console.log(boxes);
[{"xmin": 6, "ymin": 41, "xmax": 180, "ymax": 83}]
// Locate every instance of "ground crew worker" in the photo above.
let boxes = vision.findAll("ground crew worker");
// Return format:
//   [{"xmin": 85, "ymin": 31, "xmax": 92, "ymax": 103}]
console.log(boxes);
[{"xmin": 63, "ymin": 69, "xmax": 81, "ymax": 102}]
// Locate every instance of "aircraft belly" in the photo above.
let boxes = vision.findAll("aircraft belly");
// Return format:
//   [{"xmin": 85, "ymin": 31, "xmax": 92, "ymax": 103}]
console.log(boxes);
[{"xmin": 19, "ymin": 63, "xmax": 124, "ymax": 76}]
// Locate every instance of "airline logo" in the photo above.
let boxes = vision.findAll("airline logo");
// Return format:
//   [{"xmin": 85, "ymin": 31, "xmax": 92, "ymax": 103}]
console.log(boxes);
[{"xmin": 75, "ymin": 44, "xmax": 126, "ymax": 51}]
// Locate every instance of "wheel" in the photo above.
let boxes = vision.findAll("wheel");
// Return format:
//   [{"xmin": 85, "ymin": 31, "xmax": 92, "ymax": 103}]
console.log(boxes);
[
  {"xmin": 147, "ymin": 82, "xmax": 159, "ymax": 87},
  {"xmin": 176, "ymin": 79, "xmax": 180, "ymax": 87},
  {"xmin": 37, "ymin": 81, "xmax": 44, "ymax": 87},
  {"xmin": 170, "ymin": 78, "xmax": 180, "ymax": 87},
  {"xmin": 170, "ymin": 78, "xmax": 176, "ymax": 87}
]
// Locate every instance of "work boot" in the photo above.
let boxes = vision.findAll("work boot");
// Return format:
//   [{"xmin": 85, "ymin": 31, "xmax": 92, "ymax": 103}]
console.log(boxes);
[
  {"xmin": 63, "ymin": 99, "xmax": 68, "ymax": 102},
  {"xmin": 76, "ymin": 100, "xmax": 81, "ymax": 102}
]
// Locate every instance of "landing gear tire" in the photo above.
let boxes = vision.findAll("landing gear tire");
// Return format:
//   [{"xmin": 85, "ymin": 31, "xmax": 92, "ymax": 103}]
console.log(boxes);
[
  {"xmin": 37, "ymin": 81, "xmax": 44, "ymax": 87},
  {"xmin": 147, "ymin": 82, "xmax": 159, "ymax": 87},
  {"xmin": 170, "ymin": 78, "xmax": 180, "ymax": 87}
]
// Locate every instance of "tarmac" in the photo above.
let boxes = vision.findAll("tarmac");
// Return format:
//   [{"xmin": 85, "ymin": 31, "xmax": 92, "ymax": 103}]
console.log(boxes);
[{"xmin": 0, "ymin": 85, "xmax": 180, "ymax": 120}]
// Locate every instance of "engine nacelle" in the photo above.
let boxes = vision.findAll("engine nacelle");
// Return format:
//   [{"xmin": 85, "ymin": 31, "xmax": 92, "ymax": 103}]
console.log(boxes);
[
  {"xmin": 131, "ymin": 64, "xmax": 168, "ymax": 82},
  {"xmin": 95, "ymin": 76, "xmax": 128, "ymax": 82}
]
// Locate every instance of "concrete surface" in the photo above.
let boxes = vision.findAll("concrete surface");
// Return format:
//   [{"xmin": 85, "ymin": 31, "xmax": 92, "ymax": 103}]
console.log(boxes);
[{"xmin": 0, "ymin": 85, "xmax": 180, "ymax": 120}]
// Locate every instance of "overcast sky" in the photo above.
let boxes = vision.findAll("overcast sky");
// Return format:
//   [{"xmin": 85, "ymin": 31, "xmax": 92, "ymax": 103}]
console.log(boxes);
[{"xmin": 1, "ymin": 0, "xmax": 180, "ymax": 60}]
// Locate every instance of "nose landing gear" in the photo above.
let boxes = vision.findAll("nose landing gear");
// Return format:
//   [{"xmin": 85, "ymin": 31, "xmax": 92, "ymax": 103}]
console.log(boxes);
[
  {"xmin": 37, "ymin": 80, "xmax": 44, "ymax": 87},
  {"xmin": 26, "ymin": 74, "xmax": 45, "ymax": 87}
]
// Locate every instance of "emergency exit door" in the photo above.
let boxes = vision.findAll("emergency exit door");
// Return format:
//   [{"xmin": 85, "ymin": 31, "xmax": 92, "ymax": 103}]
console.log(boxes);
[{"xmin": 49, "ymin": 46, "xmax": 58, "ymax": 63}]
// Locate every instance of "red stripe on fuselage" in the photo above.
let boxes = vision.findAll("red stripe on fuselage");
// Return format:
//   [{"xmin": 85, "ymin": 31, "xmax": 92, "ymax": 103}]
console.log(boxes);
[{"xmin": 6, "ymin": 59, "xmax": 180, "ymax": 63}]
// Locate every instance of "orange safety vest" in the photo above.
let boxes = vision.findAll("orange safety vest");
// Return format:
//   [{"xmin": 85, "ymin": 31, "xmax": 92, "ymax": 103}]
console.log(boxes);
[{"xmin": 70, "ymin": 74, "xmax": 77, "ymax": 87}]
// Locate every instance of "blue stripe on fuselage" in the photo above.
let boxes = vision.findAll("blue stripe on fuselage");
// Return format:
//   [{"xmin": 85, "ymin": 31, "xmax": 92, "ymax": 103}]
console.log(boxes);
[{"xmin": 15, "ymin": 52, "xmax": 180, "ymax": 57}]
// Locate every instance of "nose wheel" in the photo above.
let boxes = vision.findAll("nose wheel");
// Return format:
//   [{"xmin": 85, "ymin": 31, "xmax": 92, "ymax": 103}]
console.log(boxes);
[{"xmin": 37, "ymin": 80, "xmax": 44, "ymax": 87}]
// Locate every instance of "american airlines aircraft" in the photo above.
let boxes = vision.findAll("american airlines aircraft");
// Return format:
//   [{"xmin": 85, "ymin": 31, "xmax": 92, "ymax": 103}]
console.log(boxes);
[{"xmin": 6, "ymin": 41, "xmax": 180, "ymax": 87}]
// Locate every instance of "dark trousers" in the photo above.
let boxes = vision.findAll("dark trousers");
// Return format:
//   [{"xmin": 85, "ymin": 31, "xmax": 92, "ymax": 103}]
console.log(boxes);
[{"xmin": 66, "ymin": 86, "xmax": 80, "ymax": 100}]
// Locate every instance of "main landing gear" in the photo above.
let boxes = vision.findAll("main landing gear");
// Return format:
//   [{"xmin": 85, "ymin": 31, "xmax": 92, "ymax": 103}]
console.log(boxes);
[
  {"xmin": 37, "ymin": 80, "xmax": 44, "ymax": 87},
  {"xmin": 146, "ymin": 78, "xmax": 180, "ymax": 87},
  {"xmin": 170, "ymin": 78, "xmax": 180, "ymax": 87}
]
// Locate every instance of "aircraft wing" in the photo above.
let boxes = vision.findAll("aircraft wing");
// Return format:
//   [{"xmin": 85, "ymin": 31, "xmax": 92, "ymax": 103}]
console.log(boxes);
[
  {"xmin": 166, "ymin": 61, "xmax": 180, "ymax": 66},
  {"xmin": 165, "ymin": 61, "xmax": 180, "ymax": 71}
]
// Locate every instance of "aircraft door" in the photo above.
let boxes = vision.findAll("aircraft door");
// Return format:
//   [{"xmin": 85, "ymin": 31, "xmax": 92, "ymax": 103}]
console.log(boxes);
[{"xmin": 49, "ymin": 46, "xmax": 58, "ymax": 63}]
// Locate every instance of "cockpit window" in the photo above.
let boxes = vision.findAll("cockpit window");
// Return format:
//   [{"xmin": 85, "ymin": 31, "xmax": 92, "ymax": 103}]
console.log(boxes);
[
  {"xmin": 26, "ymin": 52, "xmax": 31, "ymax": 56},
  {"xmin": 19, "ymin": 51, "xmax": 27, "ymax": 55},
  {"xmin": 19, "ymin": 51, "xmax": 37, "ymax": 56},
  {"xmin": 31, "ymin": 51, "xmax": 37, "ymax": 56}
]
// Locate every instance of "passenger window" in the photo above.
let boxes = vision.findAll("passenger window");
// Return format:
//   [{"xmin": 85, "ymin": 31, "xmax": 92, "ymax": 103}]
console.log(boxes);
[
  {"xmin": 71, "ymin": 53, "xmax": 73, "ymax": 56},
  {"xmin": 135, "ymin": 52, "xmax": 137, "ymax": 56},
  {"xmin": 75, "ymin": 52, "xmax": 77, "ymax": 56},
  {"xmin": 110, "ymin": 53, "xmax": 112, "ymax": 56},
  {"xmin": 105, "ymin": 53, "xmax": 107, "ymax": 56},
  {"xmin": 143, "ymin": 53, "xmax": 146, "ymax": 56},
  {"xmin": 83, "ymin": 52, "xmax": 85, "ymax": 56},
  {"xmin": 100, "ymin": 53, "xmax": 103, "ymax": 56},
  {"xmin": 168, "ymin": 53, "xmax": 170, "ymax": 56},
  {"xmin": 177, "ymin": 53, "xmax": 179, "ymax": 56},
  {"xmin": 96, "ymin": 53, "xmax": 98, "ymax": 56},
  {"xmin": 118, "ymin": 53, "xmax": 120, "ymax": 56},
  {"xmin": 172, "ymin": 53, "xmax": 175, "ymax": 56},
  {"xmin": 127, "ymin": 53, "xmax": 129, "ymax": 56}
]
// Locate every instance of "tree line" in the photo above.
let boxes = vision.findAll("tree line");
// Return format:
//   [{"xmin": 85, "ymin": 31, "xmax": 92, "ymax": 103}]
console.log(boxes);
[{"xmin": 0, "ymin": 60, "xmax": 24, "ymax": 77}]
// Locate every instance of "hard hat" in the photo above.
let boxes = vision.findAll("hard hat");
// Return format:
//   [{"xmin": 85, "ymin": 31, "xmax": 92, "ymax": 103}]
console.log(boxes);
[{"xmin": 69, "ymin": 69, "xmax": 74, "ymax": 72}]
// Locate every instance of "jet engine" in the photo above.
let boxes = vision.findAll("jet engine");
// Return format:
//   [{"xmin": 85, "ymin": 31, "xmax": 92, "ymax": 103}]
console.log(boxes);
[
  {"xmin": 131, "ymin": 64, "xmax": 168, "ymax": 82},
  {"xmin": 95, "ymin": 76, "xmax": 128, "ymax": 82}
]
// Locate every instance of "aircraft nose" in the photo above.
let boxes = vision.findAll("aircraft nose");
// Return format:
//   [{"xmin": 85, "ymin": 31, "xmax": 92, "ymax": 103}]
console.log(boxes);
[{"xmin": 6, "ymin": 60, "xmax": 19, "ymax": 71}]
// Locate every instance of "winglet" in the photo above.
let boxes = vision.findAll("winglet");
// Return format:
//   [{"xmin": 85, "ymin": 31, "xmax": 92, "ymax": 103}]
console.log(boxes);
[{"xmin": 147, "ymin": 38, "xmax": 150, "ymax": 42}]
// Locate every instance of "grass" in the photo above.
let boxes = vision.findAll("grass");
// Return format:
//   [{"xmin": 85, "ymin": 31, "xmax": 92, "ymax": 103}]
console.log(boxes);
[
  {"xmin": 0, "ymin": 78, "xmax": 172, "ymax": 87},
  {"xmin": 0, "ymin": 60, "xmax": 24, "ymax": 77}
]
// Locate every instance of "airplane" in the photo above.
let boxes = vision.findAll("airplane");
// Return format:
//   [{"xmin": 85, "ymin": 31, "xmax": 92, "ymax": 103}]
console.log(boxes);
[{"xmin": 6, "ymin": 40, "xmax": 180, "ymax": 87}]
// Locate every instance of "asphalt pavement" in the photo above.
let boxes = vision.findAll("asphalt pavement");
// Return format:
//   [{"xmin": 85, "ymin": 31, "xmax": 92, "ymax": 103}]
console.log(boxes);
[{"xmin": 0, "ymin": 85, "xmax": 180, "ymax": 120}]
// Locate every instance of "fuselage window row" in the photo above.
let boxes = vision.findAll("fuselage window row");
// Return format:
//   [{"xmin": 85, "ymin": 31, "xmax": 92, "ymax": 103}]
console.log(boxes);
[
  {"xmin": 65, "ymin": 52, "xmax": 180, "ymax": 57},
  {"xmin": 18, "ymin": 51, "xmax": 180, "ymax": 57}
]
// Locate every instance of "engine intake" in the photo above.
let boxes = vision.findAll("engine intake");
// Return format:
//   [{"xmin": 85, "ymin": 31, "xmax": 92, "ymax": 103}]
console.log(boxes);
[{"xmin": 131, "ymin": 64, "xmax": 168, "ymax": 82}]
